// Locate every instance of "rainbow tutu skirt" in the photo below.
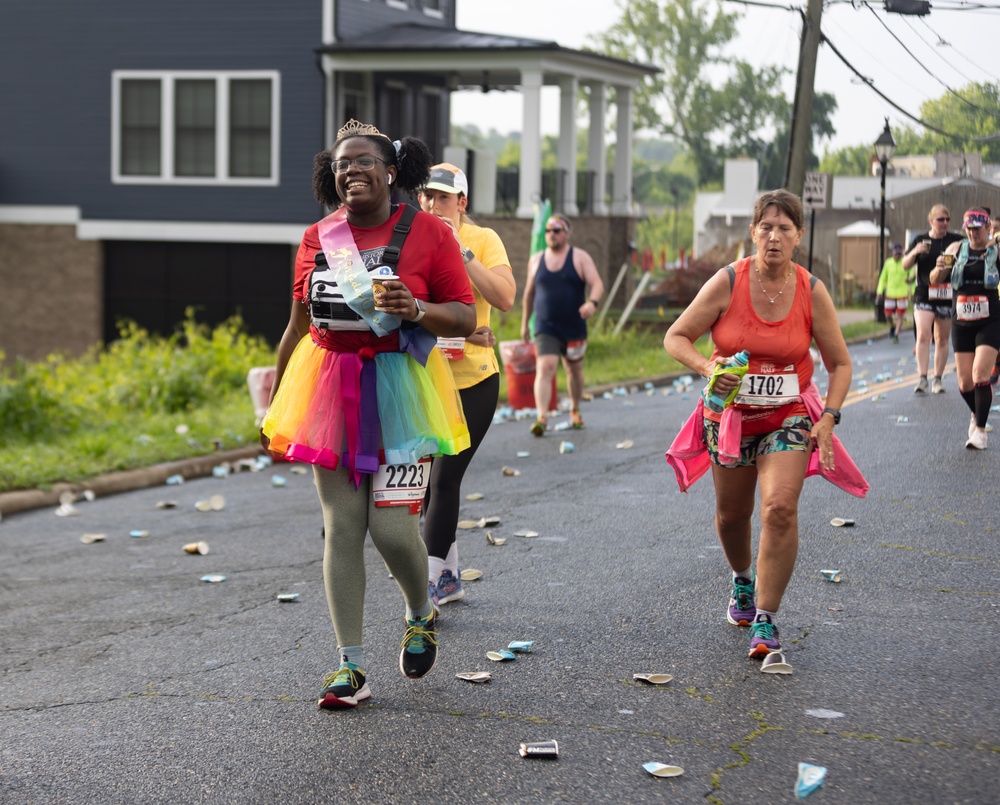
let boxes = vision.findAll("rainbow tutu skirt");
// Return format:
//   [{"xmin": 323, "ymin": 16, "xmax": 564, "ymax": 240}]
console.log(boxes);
[{"xmin": 261, "ymin": 335, "xmax": 469, "ymax": 482}]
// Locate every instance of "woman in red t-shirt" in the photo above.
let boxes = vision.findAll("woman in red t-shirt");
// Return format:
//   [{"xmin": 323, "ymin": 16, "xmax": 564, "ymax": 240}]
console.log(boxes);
[
  {"xmin": 261, "ymin": 120, "xmax": 475, "ymax": 709},
  {"xmin": 664, "ymin": 189, "xmax": 852, "ymax": 666}
]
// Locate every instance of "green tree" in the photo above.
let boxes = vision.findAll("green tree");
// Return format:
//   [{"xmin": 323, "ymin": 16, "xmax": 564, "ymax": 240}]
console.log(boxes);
[
  {"xmin": 592, "ymin": 0, "xmax": 805, "ymax": 186},
  {"xmin": 818, "ymin": 143, "xmax": 872, "ymax": 177}
]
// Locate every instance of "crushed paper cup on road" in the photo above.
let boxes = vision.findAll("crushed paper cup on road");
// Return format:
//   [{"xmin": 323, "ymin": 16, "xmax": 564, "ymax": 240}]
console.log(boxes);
[
  {"xmin": 486, "ymin": 531, "xmax": 507, "ymax": 546},
  {"xmin": 129, "ymin": 529, "xmax": 149, "ymax": 538},
  {"xmin": 59, "ymin": 491, "xmax": 76, "ymax": 506},
  {"xmin": 455, "ymin": 671, "xmax": 492, "ymax": 683},
  {"xmin": 559, "ymin": 441, "xmax": 574, "ymax": 454},
  {"xmin": 820, "ymin": 569, "xmax": 843, "ymax": 583},
  {"xmin": 761, "ymin": 652, "xmax": 793, "ymax": 675},
  {"xmin": 633, "ymin": 673, "xmax": 673, "ymax": 685},
  {"xmin": 183, "ymin": 541, "xmax": 210, "ymax": 555},
  {"xmin": 80, "ymin": 533, "xmax": 106, "ymax": 544},
  {"xmin": 478, "ymin": 516, "xmax": 501, "ymax": 527},
  {"xmin": 457, "ymin": 520, "xmax": 480, "ymax": 529},
  {"xmin": 519, "ymin": 740, "xmax": 559, "ymax": 758},
  {"xmin": 487, "ymin": 650, "xmax": 516, "ymax": 662},
  {"xmin": 643, "ymin": 762, "xmax": 684, "ymax": 778},
  {"xmin": 795, "ymin": 762, "xmax": 827, "ymax": 799},
  {"xmin": 200, "ymin": 574, "xmax": 227, "ymax": 583},
  {"xmin": 276, "ymin": 593, "xmax": 300, "ymax": 602},
  {"xmin": 212, "ymin": 465, "xmax": 229, "ymax": 478},
  {"xmin": 829, "ymin": 518, "xmax": 854, "ymax": 527},
  {"xmin": 508, "ymin": 640, "xmax": 534, "ymax": 653},
  {"xmin": 156, "ymin": 500, "xmax": 178, "ymax": 509},
  {"xmin": 501, "ymin": 466, "xmax": 521, "ymax": 476},
  {"xmin": 165, "ymin": 474, "xmax": 185, "ymax": 485},
  {"xmin": 289, "ymin": 465, "xmax": 308, "ymax": 475},
  {"xmin": 616, "ymin": 440, "xmax": 634, "ymax": 449},
  {"xmin": 516, "ymin": 451, "xmax": 531, "ymax": 458},
  {"xmin": 271, "ymin": 475, "xmax": 287, "ymax": 488},
  {"xmin": 806, "ymin": 708, "xmax": 844, "ymax": 719},
  {"xmin": 55, "ymin": 503, "xmax": 79, "ymax": 517},
  {"xmin": 513, "ymin": 529, "xmax": 539, "ymax": 538},
  {"xmin": 460, "ymin": 568, "xmax": 483, "ymax": 581},
  {"xmin": 465, "ymin": 492, "xmax": 484, "ymax": 500}
]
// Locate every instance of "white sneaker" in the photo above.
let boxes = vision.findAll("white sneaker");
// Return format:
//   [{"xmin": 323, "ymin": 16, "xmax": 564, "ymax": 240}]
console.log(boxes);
[
  {"xmin": 969, "ymin": 413, "xmax": 977, "ymax": 440},
  {"xmin": 914, "ymin": 377, "xmax": 928, "ymax": 394},
  {"xmin": 932, "ymin": 377, "xmax": 945, "ymax": 394},
  {"xmin": 966, "ymin": 428, "xmax": 988, "ymax": 450}
]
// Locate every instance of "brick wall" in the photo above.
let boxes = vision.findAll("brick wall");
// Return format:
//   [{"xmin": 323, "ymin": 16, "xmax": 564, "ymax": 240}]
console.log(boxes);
[{"xmin": 0, "ymin": 224, "xmax": 102, "ymax": 363}]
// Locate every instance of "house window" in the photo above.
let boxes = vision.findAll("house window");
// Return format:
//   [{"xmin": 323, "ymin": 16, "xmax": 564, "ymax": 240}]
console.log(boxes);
[
  {"xmin": 113, "ymin": 70, "xmax": 279, "ymax": 186},
  {"xmin": 422, "ymin": 0, "xmax": 444, "ymax": 18}
]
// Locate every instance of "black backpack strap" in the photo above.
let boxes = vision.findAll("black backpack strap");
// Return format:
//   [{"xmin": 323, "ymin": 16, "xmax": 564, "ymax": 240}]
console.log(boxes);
[{"xmin": 381, "ymin": 204, "xmax": 418, "ymax": 271}]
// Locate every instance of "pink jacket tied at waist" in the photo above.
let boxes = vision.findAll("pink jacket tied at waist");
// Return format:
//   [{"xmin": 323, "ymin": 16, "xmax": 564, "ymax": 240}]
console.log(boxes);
[{"xmin": 665, "ymin": 381, "xmax": 869, "ymax": 498}]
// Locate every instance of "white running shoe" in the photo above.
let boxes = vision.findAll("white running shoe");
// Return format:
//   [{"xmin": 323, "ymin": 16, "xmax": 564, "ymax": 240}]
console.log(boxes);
[
  {"xmin": 966, "ymin": 428, "xmax": 988, "ymax": 450},
  {"xmin": 914, "ymin": 377, "xmax": 928, "ymax": 394},
  {"xmin": 931, "ymin": 377, "xmax": 945, "ymax": 394}
]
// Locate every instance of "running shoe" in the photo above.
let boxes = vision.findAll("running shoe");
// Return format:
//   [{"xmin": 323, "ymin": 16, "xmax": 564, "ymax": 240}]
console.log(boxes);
[
  {"xmin": 727, "ymin": 576, "xmax": 756, "ymax": 627},
  {"xmin": 570, "ymin": 410, "xmax": 585, "ymax": 429},
  {"xmin": 399, "ymin": 612, "xmax": 438, "ymax": 678},
  {"xmin": 530, "ymin": 419, "xmax": 547, "ymax": 437},
  {"xmin": 433, "ymin": 569, "xmax": 465, "ymax": 605},
  {"xmin": 427, "ymin": 581, "xmax": 441, "ymax": 617},
  {"xmin": 966, "ymin": 429, "xmax": 988, "ymax": 451},
  {"xmin": 914, "ymin": 377, "xmax": 928, "ymax": 394},
  {"xmin": 748, "ymin": 615, "xmax": 781, "ymax": 659},
  {"xmin": 931, "ymin": 377, "xmax": 945, "ymax": 394},
  {"xmin": 318, "ymin": 662, "xmax": 370, "ymax": 709}
]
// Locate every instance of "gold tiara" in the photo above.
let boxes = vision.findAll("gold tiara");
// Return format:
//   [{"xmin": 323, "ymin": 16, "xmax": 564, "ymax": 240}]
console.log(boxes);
[{"xmin": 336, "ymin": 119, "xmax": 391, "ymax": 142}]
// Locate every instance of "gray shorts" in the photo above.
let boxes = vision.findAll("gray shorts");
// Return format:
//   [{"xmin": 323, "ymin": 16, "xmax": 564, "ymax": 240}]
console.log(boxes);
[{"xmin": 535, "ymin": 333, "xmax": 587, "ymax": 361}]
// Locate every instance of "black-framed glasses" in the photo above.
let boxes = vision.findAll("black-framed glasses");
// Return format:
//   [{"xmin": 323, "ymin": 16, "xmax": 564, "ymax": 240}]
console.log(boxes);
[{"xmin": 331, "ymin": 156, "xmax": 387, "ymax": 174}]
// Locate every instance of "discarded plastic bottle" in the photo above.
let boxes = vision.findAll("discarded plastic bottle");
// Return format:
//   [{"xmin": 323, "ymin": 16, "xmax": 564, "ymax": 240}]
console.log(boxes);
[{"xmin": 704, "ymin": 350, "xmax": 751, "ymax": 413}]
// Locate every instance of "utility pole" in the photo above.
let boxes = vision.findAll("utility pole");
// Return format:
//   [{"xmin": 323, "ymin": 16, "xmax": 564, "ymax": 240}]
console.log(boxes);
[{"xmin": 784, "ymin": 0, "xmax": 823, "ymax": 197}]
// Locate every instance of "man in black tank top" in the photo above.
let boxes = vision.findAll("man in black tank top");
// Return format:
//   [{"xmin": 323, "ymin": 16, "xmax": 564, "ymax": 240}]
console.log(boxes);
[{"xmin": 520, "ymin": 214, "xmax": 604, "ymax": 435}]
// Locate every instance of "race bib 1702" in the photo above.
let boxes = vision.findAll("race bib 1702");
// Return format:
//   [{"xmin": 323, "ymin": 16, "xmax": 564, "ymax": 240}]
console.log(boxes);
[{"xmin": 733, "ymin": 373, "xmax": 800, "ymax": 407}]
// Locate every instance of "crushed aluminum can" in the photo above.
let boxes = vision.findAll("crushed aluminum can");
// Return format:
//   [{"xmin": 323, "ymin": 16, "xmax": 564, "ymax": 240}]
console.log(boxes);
[
  {"xmin": 271, "ymin": 475, "xmax": 287, "ymax": 487},
  {"xmin": 507, "ymin": 640, "xmax": 534, "ymax": 653},
  {"xmin": 559, "ymin": 441, "xmax": 574, "ymax": 454},
  {"xmin": 642, "ymin": 761, "xmax": 684, "ymax": 778},
  {"xmin": 486, "ymin": 650, "xmax": 516, "ymax": 662},
  {"xmin": 276, "ymin": 593, "xmax": 300, "ymax": 602},
  {"xmin": 129, "ymin": 529, "xmax": 149, "ymax": 538},
  {"xmin": 80, "ymin": 533, "xmax": 106, "ymax": 544},
  {"xmin": 183, "ymin": 541, "xmax": 210, "ymax": 555},
  {"xmin": 519, "ymin": 740, "xmax": 559, "ymax": 759},
  {"xmin": 795, "ymin": 762, "xmax": 827, "ymax": 799},
  {"xmin": 200, "ymin": 574, "xmax": 227, "ymax": 583},
  {"xmin": 820, "ymin": 569, "xmax": 843, "ymax": 583},
  {"xmin": 165, "ymin": 474, "xmax": 185, "ymax": 485}
]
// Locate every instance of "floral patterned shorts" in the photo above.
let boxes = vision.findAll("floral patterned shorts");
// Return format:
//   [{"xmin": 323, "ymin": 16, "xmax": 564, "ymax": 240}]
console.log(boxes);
[{"xmin": 704, "ymin": 414, "xmax": 813, "ymax": 467}]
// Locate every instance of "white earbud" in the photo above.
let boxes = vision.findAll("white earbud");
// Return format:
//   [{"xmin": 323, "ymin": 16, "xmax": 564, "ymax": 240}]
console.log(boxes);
[{"xmin": 387, "ymin": 175, "xmax": 393, "ymax": 185}]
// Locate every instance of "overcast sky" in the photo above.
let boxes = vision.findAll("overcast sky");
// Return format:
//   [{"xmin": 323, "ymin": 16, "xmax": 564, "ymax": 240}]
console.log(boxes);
[{"xmin": 453, "ymin": 0, "xmax": 1000, "ymax": 156}]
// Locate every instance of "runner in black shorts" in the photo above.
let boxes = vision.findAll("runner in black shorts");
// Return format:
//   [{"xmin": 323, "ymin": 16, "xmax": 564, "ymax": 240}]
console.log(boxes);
[
  {"xmin": 904, "ymin": 204, "xmax": 963, "ymax": 394},
  {"xmin": 931, "ymin": 207, "xmax": 1000, "ymax": 449}
]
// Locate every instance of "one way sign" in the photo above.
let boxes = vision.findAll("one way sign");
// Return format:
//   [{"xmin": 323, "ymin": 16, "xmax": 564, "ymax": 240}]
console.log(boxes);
[{"xmin": 803, "ymin": 172, "xmax": 829, "ymax": 211}]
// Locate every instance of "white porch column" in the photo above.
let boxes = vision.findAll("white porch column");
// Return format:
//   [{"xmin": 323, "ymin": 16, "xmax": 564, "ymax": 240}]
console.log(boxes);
[
  {"xmin": 610, "ymin": 85, "xmax": 634, "ymax": 216},
  {"xmin": 517, "ymin": 69, "xmax": 543, "ymax": 219},
  {"xmin": 587, "ymin": 82, "xmax": 607, "ymax": 215},
  {"xmin": 558, "ymin": 76, "xmax": 579, "ymax": 216}
]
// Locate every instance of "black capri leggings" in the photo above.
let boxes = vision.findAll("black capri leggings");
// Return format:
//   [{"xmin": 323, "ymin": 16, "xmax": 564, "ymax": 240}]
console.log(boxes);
[{"xmin": 422, "ymin": 372, "xmax": 500, "ymax": 560}]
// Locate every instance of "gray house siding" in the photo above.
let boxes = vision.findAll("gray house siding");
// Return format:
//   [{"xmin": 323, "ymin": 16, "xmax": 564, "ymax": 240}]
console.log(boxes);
[
  {"xmin": 0, "ymin": 0, "xmax": 324, "ymax": 224},
  {"xmin": 336, "ymin": 0, "xmax": 454, "ymax": 39}
]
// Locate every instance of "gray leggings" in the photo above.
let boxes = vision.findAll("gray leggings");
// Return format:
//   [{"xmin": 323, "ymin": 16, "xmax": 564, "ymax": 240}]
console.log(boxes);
[{"xmin": 314, "ymin": 465, "xmax": 429, "ymax": 648}]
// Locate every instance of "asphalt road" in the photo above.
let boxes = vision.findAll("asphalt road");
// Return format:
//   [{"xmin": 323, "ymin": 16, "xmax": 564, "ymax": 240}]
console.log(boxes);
[{"xmin": 2, "ymin": 334, "xmax": 999, "ymax": 804}]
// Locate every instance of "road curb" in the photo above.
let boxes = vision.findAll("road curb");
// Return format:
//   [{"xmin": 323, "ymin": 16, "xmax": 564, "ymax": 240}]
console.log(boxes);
[{"xmin": 0, "ymin": 446, "xmax": 264, "ymax": 518}]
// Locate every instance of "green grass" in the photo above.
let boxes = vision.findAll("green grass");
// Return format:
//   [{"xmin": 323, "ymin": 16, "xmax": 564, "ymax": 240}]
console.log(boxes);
[{"xmin": 0, "ymin": 308, "xmax": 887, "ymax": 494}]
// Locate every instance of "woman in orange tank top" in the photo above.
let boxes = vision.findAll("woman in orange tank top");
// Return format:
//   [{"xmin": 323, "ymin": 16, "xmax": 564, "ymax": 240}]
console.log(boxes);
[{"xmin": 664, "ymin": 189, "xmax": 853, "ymax": 667}]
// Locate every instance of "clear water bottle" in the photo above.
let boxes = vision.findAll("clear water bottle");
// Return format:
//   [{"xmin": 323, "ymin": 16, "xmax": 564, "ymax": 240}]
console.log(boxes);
[{"xmin": 704, "ymin": 350, "xmax": 751, "ymax": 413}]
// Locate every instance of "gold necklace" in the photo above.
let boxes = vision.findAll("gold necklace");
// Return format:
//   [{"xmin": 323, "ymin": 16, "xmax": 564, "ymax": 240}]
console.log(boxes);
[{"xmin": 755, "ymin": 267, "xmax": 791, "ymax": 304}]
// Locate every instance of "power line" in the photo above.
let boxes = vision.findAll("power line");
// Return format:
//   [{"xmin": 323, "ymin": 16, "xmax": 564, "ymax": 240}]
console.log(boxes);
[
  {"xmin": 820, "ymin": 30, "xmax": 1000, "ymax": 142},
  {"xmin": 913, "ymin": 16, "xmax": 1000, "ymax": 82},
  {"xmin": 862, "ymin": 1, "xmax": 1000, "ymax": 114}
]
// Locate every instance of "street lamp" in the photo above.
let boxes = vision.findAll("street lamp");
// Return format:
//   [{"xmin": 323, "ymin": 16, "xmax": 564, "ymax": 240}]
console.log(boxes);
[{"xmin": 874, "ymin": 118, "xmax": 896, "ymax": 285}]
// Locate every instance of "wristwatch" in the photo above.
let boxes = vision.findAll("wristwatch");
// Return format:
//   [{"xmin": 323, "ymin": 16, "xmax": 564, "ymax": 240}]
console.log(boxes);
[
  {"xmin": 462, "ymin": 247, "xmax": 474, "ymax": 263},
  {"xmin": 821, "ymin": 406, "xmax": 841, "ymax": 425},
  {"xmin": 411, "ymin": 298, "xmax": 426, "ymax": 323},
  {"xmin": 589, "ymin": 298, "xmax": 601, "ymax": 306}
]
